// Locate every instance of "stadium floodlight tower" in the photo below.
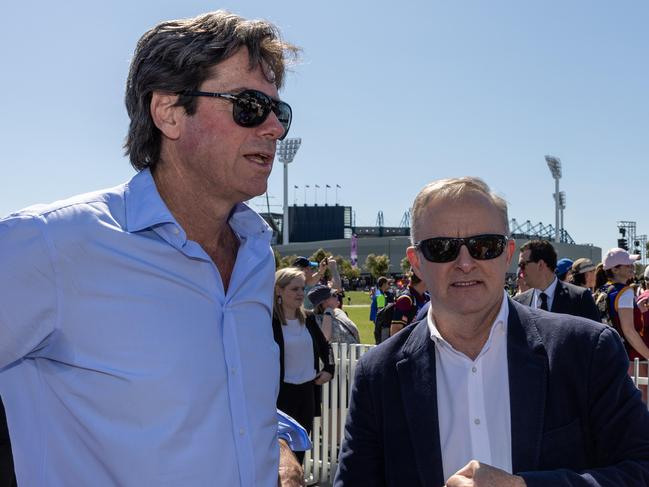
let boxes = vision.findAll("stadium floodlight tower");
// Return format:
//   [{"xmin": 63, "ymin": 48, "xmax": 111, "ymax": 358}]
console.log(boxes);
[
  {"xmin": 558, "ymin": 191, "xmax": 566, "ymax": 242},
  {"xmin": 277, "ymin": 138, "xmax": 302, "ymax": 245},
  {"xmin": 545, "ymin": 155, "xmax": 562, "ymax": 243}
]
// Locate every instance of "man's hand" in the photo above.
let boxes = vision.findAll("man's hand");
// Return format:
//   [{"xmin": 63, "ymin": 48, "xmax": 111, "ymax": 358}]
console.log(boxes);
[
  {"xmin": 278, "ymin": 439, "xmax": 306, "ymax": 487},
  {"xmin": 445, "ymin": 460, "xmax": 526, "ymax": 487},
  {"xmin": 314, "ymin": 370, "xmax": 333, "ymax": 385}
]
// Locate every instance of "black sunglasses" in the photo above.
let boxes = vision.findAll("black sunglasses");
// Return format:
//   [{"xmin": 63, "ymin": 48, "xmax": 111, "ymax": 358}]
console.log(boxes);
[
  {"xmin": 181, "ymin": 89, "xmax": 292, "ymax": 140},
  {"xmin": 415, "ymin": 234, "xmax": 508, "ymax": 263}
]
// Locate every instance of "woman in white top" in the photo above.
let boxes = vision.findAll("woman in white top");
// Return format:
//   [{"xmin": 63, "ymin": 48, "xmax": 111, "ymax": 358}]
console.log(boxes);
[{"xmin": 272, "ymin": 268, "xmax": 334, "ymax": 462}]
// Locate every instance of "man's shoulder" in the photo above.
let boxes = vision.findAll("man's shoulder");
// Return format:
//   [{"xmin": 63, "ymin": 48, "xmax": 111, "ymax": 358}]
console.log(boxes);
[
  {"xmin": 513, "ymin": 289, "xmax": 533, "ymax": 304},
  {"xmin": 358, "ymin": 319, "xmax": 428, "ymax": 372},
  {"xmin": 559, "ymin": 280, "xmax": 591, "ymax": 298},
  {"xmin": 2, "ymin": 183, "xmax": 128, "ymax": 229},
  {"xmin": 511, "ymin": 297, "xmax": 609, "ymax": 344}
]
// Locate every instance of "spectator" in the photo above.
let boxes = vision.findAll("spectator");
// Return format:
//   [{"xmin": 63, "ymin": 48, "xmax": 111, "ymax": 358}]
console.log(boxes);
[
  {"xmin": 308, "ymin": 285, "xmax": 360, "ymax": 344},
  {"xmin": 601, "ymin": 248, "xmax": 649, "ymax": 360},
  {"xmin": 272, "ymin": 268, "xmax": 334, "ymax": 463},
  {"xmin": 555, "ymin": 258, "xmax": 573, "ymax": 282},
  {"xmin": 370, "ymin": 276, "xmax": 392, "ymax": 343},
  {"xmin": 293, "ymin": 256, "xmax": 341, "ymax": 310},
  {"xmin": 390, "ymin": 271, "xmax": 429, "ymax": 337},
  {"xmin": 515, "ymin": 240, "xmax": 599, "ymax": 322},
  {"xmin": 639, "ymin": 267, "xmax": 649, "ymax": 326},
  {"xmin": 569, "ymin": 258, "xmax": 597, "ymax": 290}
]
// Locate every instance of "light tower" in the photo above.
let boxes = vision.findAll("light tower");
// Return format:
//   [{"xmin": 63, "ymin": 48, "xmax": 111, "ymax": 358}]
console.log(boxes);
[
  {"xmin": 276, "ymin": 138, "xmax": 302, "ymax": 245},
  {"xmin": 545, "ymin": 155, "xmax": 562, "ymax": 243}
]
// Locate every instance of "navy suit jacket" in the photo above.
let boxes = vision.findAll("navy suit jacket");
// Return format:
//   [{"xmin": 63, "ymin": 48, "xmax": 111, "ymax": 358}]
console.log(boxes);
[
  {"xmin": 513, "ymin": 279, "xmax": 600, "ymax": 323},
  {"xmin": 335, "ymin": 298, "xmax": 649, "ymax": 487}
]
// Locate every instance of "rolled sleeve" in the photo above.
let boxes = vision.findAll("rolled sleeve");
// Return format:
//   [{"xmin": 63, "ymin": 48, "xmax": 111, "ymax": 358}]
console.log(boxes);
[{"xmin": 0, "ymin": 214, "xmax": 57, "ymax": 369}]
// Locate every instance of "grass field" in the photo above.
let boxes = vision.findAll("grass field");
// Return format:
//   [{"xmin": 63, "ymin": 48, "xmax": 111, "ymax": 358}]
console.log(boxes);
[{"xmin": 342, "ymin": 291, "xmax": 374, "ymax": 344}]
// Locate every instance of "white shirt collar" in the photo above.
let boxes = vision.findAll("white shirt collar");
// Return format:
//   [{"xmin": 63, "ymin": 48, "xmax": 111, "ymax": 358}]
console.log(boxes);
[{"xmin": 537, "ymin": 275, "xmax": 558, "ymax": 297}]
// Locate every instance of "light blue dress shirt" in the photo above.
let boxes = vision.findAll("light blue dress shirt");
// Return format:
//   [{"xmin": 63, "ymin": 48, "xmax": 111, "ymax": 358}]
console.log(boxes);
[{"xmin": 0, "ymin": 169, "xmax": 283, "ymax": 486}]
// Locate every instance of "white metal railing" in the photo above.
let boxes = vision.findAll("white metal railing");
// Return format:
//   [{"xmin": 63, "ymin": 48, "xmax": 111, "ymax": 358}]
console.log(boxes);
[
  {"xmin": 304, "ymin": 350, "xmax": 649, "ymax": 485},
  {"xmin": 304, "ymin": 343, "xmax": 374, "ymax": 485}
]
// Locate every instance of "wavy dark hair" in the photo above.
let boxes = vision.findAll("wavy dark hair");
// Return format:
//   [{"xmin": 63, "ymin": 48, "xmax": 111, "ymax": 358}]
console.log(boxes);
[{"xmin": 124, "ymin": 10, "xmax": 299, "ymax": 171}]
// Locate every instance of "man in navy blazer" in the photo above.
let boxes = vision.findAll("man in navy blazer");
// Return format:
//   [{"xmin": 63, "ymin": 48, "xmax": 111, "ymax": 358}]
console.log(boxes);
[
  {"xmin": 335, "ymin": 177, "xmax": 649, "ymax": 487},
  {"xmin": 513, "ymin": 239, "xmax": 600, "ymax": 323}
]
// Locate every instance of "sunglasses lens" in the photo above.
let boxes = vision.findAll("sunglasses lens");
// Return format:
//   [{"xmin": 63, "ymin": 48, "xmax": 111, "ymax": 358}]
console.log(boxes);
[
  {"xmin": 420, "ymin": 239, "xmax": 461, "ymax": 263},
  {"xmin": 232, "ymin": 90, "xmax": 292, "ymax": 139},
  {"xmin": 467, "ymin": 235, "xmax": 506, "ymax": 260},
  {"xmin": 418, "ymin": 235, "xmax": 506, "ymax": 263},
  {"xmin": 233, "ymin": 91, "xmax": 270, "ymax": 127},
  {"xmin": 273, "ymin": 101, "xmax": 292, "ymax": 140}
]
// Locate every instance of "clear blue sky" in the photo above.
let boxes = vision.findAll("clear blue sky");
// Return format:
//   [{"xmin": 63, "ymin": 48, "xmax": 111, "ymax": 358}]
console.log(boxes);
[{"xmin": 1, "ymin": 1, "xmax": 647, "ymax": 257}]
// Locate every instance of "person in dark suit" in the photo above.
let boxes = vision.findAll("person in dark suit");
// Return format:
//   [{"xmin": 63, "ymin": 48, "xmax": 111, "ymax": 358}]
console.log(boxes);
[
  {"xmin": 0, "ymin": 397, "xmax": 16, "ymax": 487},
  {"xmin": 513, "ymin": 240, "xmax": 600, "ymax": 323},
  {"xmin": 335, "ymin": 177, "xmax": 649, "ymax": 487}
]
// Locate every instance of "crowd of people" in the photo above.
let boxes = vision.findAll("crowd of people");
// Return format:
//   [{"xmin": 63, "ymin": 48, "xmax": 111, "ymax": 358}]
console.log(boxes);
[{"xmin": 1, "ymin": 8, "xmax": 649, "ymax": 487}]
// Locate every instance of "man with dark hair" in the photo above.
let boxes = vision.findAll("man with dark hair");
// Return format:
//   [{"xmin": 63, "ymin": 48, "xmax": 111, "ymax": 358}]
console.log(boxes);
[
  {"xmin": 514, "ymin": 240, "xmax": 599, "ymax": 322},
  {"xmin": 335, "ymin": 177, "xmax": 649, "ymax": 486},
  {"xmin": 0, "ymin": 11, "xmax": 304, "ymax": 487}
]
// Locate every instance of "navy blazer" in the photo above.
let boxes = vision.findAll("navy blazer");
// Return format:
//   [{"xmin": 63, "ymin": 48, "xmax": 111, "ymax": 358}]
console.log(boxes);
[
  {"xmin": 513, "ymin": 279, "xmax": 600, "ymax": 323},
  {"xmin": 335, "ymin": 298, "xmax": 649, "ymax": 487}
]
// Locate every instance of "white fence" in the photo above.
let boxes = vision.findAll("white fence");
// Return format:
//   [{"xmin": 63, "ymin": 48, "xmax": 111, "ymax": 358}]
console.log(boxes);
[
  {"xmin": 304, "ymin": 343, "xmax": 373, "ymax": 485},
  {"xmin": 304, "ymin": 347, "xmax": 649, "ymax": 486}
]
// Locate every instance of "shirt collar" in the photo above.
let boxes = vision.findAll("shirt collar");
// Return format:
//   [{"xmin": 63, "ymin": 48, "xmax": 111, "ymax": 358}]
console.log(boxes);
[
  {"xmin": 428, "ymin": 291, "xmax": 509, "ymax": 359},
  {"xmin": 537, "ymin": 276, "xmax": 558, "ymax": 297},
  {"xmin": 124, "ymin": 168, "xmax": 272, "ymax": 242},
  {"xmin": 124, "ymin": 169, "xmax": 177, "ymax": 233}
]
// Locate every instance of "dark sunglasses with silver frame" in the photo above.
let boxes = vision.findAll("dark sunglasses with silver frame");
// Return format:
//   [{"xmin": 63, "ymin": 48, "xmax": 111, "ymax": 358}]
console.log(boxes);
[
  {"xmin": 180, "ymin": 89, "xmax": 292, "ymax": 140},
  {"xmin": 415, "ymin": 234, "xmax": 508, "ymax": 263}
]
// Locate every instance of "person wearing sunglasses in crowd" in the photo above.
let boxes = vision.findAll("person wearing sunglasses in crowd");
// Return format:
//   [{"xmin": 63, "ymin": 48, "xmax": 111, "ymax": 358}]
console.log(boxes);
[
  {"xmin": 0, "ymin": 11, "xmax": 307, "ymax": 487},
  {"xmin": 513, "ymin": 240, "xmax": 600, "ymax": 322},
  {"xmin": 335, "ymin": 177, "xmax": 649, "ymax": 487}
]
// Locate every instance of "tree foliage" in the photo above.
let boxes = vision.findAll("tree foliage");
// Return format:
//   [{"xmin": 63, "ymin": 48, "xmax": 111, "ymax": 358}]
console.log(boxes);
[{"xmin": 364, "ymin": 253, "xmax": 390, "ymax": 279}]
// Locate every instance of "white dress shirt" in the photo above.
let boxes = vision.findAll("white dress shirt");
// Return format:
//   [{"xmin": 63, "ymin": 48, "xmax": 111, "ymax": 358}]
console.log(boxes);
[
  {"xmin": 428, "ymin": 291, "xmax": 512, "ymax": 482},
  {"xmin": 532, "ymin": 276, "xmax": 558, "ymax": 310}
]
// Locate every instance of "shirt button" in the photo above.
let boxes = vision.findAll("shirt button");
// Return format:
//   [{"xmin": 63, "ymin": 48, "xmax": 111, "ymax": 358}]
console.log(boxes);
[
  {"xmin": 474, "ymin": 418, "xmax": 481, "ymax": 425},
  {"xmin": 239, "ymin": 428, "xmax": 245, "ymax": 436},
  {"xmin": 231, "ymin": 368, "xmax": 237, "ymax": 375},
  {"xmin": 471, "ymin": 366, "xmax": 477, "ymax": 373},
  {"xmin": 173, "ymin": 227, "xmax": 180, "ymax": 235}
]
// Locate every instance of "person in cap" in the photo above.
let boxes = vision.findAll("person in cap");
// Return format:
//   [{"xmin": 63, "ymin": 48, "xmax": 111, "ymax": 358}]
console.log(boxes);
[
  {"xmin": 555, "ymin": 258, "xmax": 573, "ymax": 282},
  {"xmin": 569, "ymin": 258, "xmax": 597, "ymax": 290},
  {"xmin": 0, "ymin": 11, "xmax": 306, "ymax": 487},
  {"xmin": 308, "ymin": 285, "xmax": 360, "ymax": 344},
  {"xmin": 293, "ymin": 256, "xmax": 341, "ymax": 310},
  {"xmin": 335, "ymin": 176, "xmax": 649, "ymax": 487},
  {"xmin": 514, "ymin": 240, "xmax": 599, "ymax": 322},
  {"xmin": 600, "ymin": 248, "xmax": 649, "ymax": 360}
]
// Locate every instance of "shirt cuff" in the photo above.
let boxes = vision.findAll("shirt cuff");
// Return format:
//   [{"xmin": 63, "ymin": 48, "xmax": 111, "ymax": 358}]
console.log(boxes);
[{"xmin": 277, "ymin": 409, "xmax": 312, "ymax": 451}]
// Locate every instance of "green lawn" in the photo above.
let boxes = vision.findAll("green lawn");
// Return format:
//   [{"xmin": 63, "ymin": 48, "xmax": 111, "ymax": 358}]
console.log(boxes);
[
  {"xmin": 344, "ymin": 305, "xmax": 374, "ymax": 345},
  {"xmin": 344, "ymin": 290, "xmax": 372, "ymax": 306}
]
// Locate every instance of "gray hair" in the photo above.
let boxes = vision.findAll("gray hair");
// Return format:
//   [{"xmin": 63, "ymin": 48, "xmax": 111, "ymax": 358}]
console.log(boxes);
[
  {"xmin": 124, "ymin": 10, "xmax": 300, "ymax": 171},
  {"xmin": 410, "ymin": 177, "xmax": 510, "ymax": 243}
]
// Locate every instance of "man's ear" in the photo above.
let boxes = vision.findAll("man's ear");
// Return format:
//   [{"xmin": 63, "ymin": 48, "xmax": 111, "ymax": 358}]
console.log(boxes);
[
  {"xmin": 150, "ymin": 92, "xmax": 183, "ymax": 140},
  {"xmin": 406, "ymin": 246, "xmax": 422, "ymax": 278}
]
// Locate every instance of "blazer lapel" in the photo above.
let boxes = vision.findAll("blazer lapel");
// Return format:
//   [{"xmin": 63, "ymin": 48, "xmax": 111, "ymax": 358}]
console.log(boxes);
[
  {"xmin": 551, "ymin": 281, "xmax": 568, "ymax": 313},
  {"xmin": 507, "ymin": 298, "xmax": 548, "ymax": 473},
  {"xmin": 396, "ymin": 321, "xmax": 445, "ymax": 487}
]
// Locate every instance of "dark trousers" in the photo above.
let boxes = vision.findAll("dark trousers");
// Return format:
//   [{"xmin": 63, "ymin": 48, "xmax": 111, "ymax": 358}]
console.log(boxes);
[
  {"xmin": 0, "ymin": 397, "xmax": 16, "ymax": 487},
  {"xmin": 277, "ymin": 380, "xmax": 315, "ymax": 463}
]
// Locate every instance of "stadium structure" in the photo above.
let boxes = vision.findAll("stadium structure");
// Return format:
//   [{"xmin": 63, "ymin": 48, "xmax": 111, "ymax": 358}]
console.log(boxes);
[{"xmin": 265, "ymin": 205, "xmax": 602, "ymax": 276}]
